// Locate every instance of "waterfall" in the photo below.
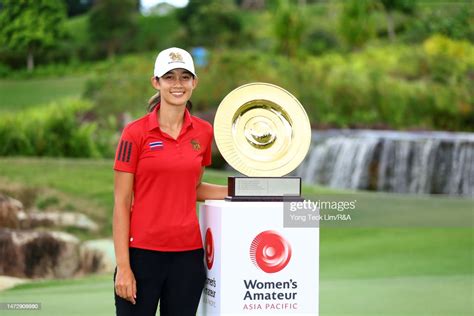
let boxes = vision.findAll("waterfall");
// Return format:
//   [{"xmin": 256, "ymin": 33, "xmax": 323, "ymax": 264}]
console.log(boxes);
[{"xmin": 296, "ymin": 130, "xmax": 474, "ymax": 196}]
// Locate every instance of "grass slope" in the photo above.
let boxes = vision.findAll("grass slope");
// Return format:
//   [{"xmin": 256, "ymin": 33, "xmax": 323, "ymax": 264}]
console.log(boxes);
[
  {"xmin": 0, "ymin": 158, "xmax": 231, "ymax": 235},
  {"xmin": 0, "ymin": 77, "xmax": 87, "ymax": 112}
]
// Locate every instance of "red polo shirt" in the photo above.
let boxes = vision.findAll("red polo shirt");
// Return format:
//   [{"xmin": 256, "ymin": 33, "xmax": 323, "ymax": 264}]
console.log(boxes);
[{"xmin": 113, "ymin": 105, "xmax": 212, "ymax": 251}]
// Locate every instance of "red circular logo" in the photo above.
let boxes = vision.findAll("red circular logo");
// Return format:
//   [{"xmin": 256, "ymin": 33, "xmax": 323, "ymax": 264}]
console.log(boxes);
[
  {"xmin": 250, "ymin": 230, "xmax": 292, "ymax": 273},
  {"xmin": 205, "ymin": 228, "xmax": 214, "ymax": 270}
]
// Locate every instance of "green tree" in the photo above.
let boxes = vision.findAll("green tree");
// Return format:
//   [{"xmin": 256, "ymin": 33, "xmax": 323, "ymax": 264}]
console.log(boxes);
[
  {"xmin": 272, "ymin": 0, "xmax": 306, "ymax": 58},
  {"xmin": 379, "ymin": 0, "xmax": 416, "ymax": 41},
  {"xmin": 338, "ymin": 0, "xmax": 378, "ymax": 49},
  {"xmin": 0, "ymin": 0, "xmax": 67, "ymax": 72},
  {"xmin": 88, "ymin": 0, "xmax": 138, "ymax": 59},
  {"xmin": 177, "ymin": 0, "xmax": 242, "ymax": 48},
  {"xmin": 65, "ymin": 0, "xmax": 93, "ymax": 17},
  {"xmin": 407, "ymin": 3, "xmax": 474, "ymax": 43}
]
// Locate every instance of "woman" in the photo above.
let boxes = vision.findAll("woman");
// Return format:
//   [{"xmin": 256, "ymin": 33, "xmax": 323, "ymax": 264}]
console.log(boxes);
[{"xmin": 113, "ymin": 47, "xmax": 227, "ymax": 315}]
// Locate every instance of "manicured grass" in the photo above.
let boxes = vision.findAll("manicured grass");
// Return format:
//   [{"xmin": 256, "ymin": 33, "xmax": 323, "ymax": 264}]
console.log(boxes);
[
  {"xmin": 320, "ymin": 228, "xmax": 473, "ymax": 279},
  {"xmin": 320, "ymin": 274, "xmax": 473, "ymax": 315},
  {"xmin": 0, "ymin": 158, "xmax": 114, "ymax": 209},
  {"xmin": 0, "ymin": 158, "xmax": 231, "ymax": 210},
  {"xmin": 0, "ymin": 77, "xmax": 87, "ymax": 112},
  {"xmin": 0, "ymin": 274, "xmax": 113, "ymax": 316}
]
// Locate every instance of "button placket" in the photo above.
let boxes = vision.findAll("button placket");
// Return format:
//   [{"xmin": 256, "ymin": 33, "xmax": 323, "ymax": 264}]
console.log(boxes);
[{"xmin": 176, "ymin": 140, "xmax": 185, "ymax": 158}]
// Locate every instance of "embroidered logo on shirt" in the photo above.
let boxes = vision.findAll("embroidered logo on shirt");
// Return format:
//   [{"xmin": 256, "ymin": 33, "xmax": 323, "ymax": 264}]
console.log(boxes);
[
  {"xmin": 117, "ymin": 140, "xmax": 132, "ymax": 162},
  {"xmin": 191, "ymin": 139, "xmax": 201, "ymax": 151},
  {"xmin": 149, "ymin": 141, "xmax": 164, "ymax": 150}
]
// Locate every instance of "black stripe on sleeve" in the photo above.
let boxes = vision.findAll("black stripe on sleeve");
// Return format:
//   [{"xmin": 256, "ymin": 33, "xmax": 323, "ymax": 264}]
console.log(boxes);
[
  {"xmin": 121, "ymin": 141, "xmax": 128, "ymax": 162},
  {"xmin": 117, "ymin": 140, "xmax": 124, "ymax": 162},
  {"xmin": 126, "ymin": 142, "xmax": 132, "ymax": 162}
]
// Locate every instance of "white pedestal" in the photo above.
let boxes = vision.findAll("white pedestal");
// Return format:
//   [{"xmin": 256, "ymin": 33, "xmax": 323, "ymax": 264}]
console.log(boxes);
[{"xmin": 198, "ymin": 200, "xmax": 319, "ymax": 315}]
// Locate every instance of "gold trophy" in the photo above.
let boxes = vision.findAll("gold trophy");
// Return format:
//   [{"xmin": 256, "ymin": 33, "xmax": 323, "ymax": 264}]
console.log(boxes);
[{"xmin": 214, "ymin": 82, "xmax": 311, "ymax": 201}]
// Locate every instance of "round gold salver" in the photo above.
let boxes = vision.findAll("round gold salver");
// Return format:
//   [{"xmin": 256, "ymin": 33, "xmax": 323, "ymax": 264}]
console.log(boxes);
[{"xmin": 214, "ymin": 82, "xmax": 311, "ymax": 177}]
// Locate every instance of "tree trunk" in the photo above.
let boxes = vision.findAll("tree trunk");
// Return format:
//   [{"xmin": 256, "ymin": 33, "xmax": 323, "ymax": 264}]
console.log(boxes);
[
  {"xmin": 106, "ymin": 41, "xmax": 115, "ymax": 59},
  {"xmin": 386, "ymin": 10, "xmax": 396, "ymax": 41},
  {"xmin": 27, "ymin": 47, "xmax": 34, "ymax": 72},
  {"xmin": 241, "ymin": 0, "xmax": 266, "ymax": 10}
]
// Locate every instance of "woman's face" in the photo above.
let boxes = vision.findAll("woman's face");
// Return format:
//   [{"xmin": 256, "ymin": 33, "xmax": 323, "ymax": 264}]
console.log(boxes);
[{"xmin": 152, "ymin": 68, "xmax": 197, "ymax": 107}]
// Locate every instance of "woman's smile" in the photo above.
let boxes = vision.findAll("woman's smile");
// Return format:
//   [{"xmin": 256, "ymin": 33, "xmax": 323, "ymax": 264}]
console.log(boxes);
[{"xmin": 171, "ymin": 91, "xmax": 185, "ymax": 97}]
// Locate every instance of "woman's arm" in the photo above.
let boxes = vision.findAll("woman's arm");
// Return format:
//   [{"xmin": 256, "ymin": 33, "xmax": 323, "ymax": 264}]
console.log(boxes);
[
  {"xmin": 196, "ymin": 167, "xmax": 228, "ymax": 201},
  {"xmin": 113, "ymin": 171, "xmax": 136, "ymax": 304}
]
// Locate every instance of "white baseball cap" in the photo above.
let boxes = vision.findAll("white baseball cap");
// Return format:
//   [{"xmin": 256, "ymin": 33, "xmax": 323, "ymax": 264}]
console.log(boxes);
[{"xmin": 153, "ymin": 47, "xmax": 197, "ymax": 78}]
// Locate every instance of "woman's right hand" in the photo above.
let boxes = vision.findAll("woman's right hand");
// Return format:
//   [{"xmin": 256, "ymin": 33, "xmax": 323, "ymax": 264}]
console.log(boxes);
[{"xmin": 115, "ymin": 266, "xmax": 137, "ymax": 305}]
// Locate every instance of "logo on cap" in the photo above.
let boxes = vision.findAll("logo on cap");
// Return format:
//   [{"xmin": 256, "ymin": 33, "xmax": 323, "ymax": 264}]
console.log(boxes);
[
  {"xmin": 250, "ymin": 230, "xmax": 292, "ymax": 273},
  {"xmin": 169, "ymin": 52, "xmax": 184, "ymax": 63}
]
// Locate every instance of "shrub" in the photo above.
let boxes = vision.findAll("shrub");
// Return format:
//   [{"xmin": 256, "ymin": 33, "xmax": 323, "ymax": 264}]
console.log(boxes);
[
  {"xmin": 83, "ymin": 53, "xmax": 155, "ymax": 118},
  {"xmin": 406, "ymin": 2, "xmax": 474, "ymax": 43},
  {"xmin": 338, "ymin": 0, "xmax": 378, "ymax": 49},
  {"xmin": 423, "ymin": 34, "xmax": 474, "ymax": 83},
  {"xmin": 83, "ymin": 42, "xmax": 474, "ymax": 132},
  {"xmin": 303, "ymin": 29, "xmax": 339, "ymax": 56},
  {"xmin": 0, "ymin": 99, "xmax": 111, "ymax": 157}
]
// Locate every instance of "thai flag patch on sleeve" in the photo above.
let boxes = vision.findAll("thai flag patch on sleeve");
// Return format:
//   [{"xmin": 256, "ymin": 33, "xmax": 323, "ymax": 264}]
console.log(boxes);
[{"xmin": 149, "ymin": 141, "xmax": 164, "ymax": 150}]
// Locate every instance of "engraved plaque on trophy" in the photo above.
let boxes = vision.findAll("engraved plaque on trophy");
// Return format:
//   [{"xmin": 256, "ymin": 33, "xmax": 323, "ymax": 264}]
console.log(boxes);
[{"xmin": 214, "ymin": 83, "xmax": 311, "ymax": 201}]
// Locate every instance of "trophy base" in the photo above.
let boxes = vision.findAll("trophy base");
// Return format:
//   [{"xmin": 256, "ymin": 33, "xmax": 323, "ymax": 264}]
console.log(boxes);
[{"xmin": 226, "ymin": 177, "xmax": 302, "ymax": 202}]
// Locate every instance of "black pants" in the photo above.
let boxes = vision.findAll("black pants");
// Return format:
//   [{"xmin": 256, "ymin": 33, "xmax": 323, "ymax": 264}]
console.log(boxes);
[{"xmin": 114, "ymin": 248, "xmax": 206, "ymax": 316}]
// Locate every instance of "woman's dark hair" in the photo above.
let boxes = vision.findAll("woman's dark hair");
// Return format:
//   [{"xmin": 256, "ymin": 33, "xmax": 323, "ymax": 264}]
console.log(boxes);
[{"xmin": 147, "ymin": 77, "xmax": 193, "ymax": 113}]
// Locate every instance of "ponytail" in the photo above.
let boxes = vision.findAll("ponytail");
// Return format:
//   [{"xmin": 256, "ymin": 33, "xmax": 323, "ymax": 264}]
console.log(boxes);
[{"xmin": 147, "ymin": 92, "xmax": 161, "ymax": 113}]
